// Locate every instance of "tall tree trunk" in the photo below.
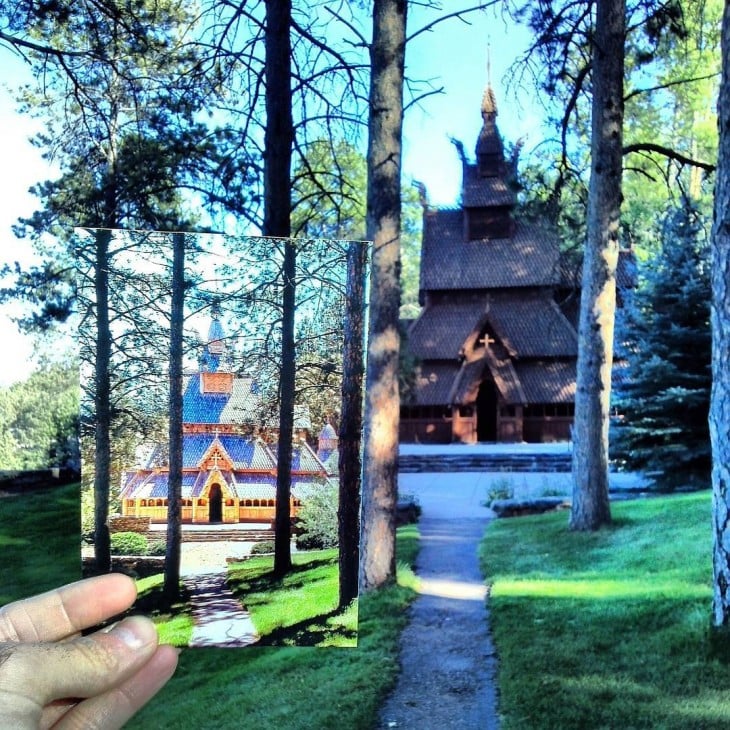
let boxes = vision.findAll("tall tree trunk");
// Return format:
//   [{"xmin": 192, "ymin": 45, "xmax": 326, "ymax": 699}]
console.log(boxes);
[
  {"xmin": 360, "ymin": 0, "xmax": 407, "ymax": 591},
  {"xmin": 570, "ymin": 0, "xmax": 625, "ymax": 531},
  {"xmin": 164, "ymin": 232, "xmax": 185, "ymax": 603},
  {"xmin": 93, "ymin": 228, "xmax": 112, "ymax": 573},
  {"xmin": 711, "ymin": 1, "xmax": 730, "ymax": 632},
  {"xmin": 339, "ymin": 241, "xmax": 367, "ymax": 607},
  {"xmin": 264, "ymin": 0, "xmax": 294, "ymax": 577}
]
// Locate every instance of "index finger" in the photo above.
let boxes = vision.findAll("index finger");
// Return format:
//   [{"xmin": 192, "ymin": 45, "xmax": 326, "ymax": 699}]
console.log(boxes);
[{"xmin": 0, "ymin": 574, "xmax": 138, "ymax": 643}]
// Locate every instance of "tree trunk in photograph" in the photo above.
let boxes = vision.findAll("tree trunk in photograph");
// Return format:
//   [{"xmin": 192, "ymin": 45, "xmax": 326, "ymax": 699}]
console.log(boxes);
[
  {"xmin": 570, "ymin": 0, "xmax": 625, "ymax": 531},
  {"xmin": 360, "ymin": 0, "xmax": 407, "ymax": 591},
  {"xmin": 711, "ymin": 1, "xmax": 730, "ymax": 632},
  {"xmin": 264, "ymin": 0, "xmax": 294, "ymax": 578},
  {"xmin": 93, "ymin": 228, "xmax": 112, "ymax": 573},
  {"xmin": 164, "ymin": 232, "xmax": 185, "ymax": 603},
  {"xmin": 339, "ymin": 241, "xmax": 368, "ymax": 607}
]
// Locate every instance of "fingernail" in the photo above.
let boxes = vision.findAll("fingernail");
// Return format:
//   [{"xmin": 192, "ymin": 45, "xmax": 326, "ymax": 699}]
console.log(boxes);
[{"xmin": 109, "ymin": 616, "xmax": 157, "ymax": 650}]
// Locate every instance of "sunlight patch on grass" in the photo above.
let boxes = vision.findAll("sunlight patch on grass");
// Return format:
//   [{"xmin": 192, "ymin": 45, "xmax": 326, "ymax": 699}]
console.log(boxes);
[
  {"xmin": 227, "ymin": 549, "xmax": 356, "ymax": 646},
  {"xmin": 493, "ymin": 577, "xmax": 710, "ymax": 601},
  {"xmin": 481, "ymin": 491, "xmax": 730, "ymax": 730}
]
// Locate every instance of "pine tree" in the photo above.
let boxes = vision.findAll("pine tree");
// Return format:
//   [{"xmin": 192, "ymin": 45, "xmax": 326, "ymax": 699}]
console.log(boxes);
[{"xmin": 612, "ymin": 202, "xmax": 711, "ymax": 489}]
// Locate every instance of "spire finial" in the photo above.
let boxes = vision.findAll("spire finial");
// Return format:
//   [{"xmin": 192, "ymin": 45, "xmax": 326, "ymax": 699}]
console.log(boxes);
[{"xmin": 487, "ymin": 38, "xmax": 492, "ymax": 86}]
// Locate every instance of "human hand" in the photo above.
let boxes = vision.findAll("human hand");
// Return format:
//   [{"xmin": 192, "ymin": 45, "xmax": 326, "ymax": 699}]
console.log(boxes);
[{"xmin": 0, "ymin": 573, "xmax": 178, "ymax": 729}]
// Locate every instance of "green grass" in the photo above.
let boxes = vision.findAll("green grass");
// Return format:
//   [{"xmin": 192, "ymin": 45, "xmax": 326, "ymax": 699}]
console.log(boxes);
[
  {"xmin": 480, "ymin": 491, "xmax": 730, "ymax": 729},
  {"xmin": 134, "ymin": 574, "xmax": 195, "ymax": 646},
  {"xmin": 0, "ymin": 483, "xmax": 80, "ymax": 605},
  {"xmin": 227, "ymin": 549, "xmax": 357, "ymax": 646},
  {"xmin": 128, "ymin": 528, "xmax": 419, "ymax": 730},
  {"xmin": 1, "ymin": 485, "xmax": 421, "ymax": 729}
]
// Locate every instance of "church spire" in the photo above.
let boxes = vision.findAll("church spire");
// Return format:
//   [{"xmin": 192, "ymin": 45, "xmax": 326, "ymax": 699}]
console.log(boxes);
[
  {"xmin": 200, "ymin": 299, "xmax": 226, "ymax": 372},
  {"xmin": 475, "ymin": 82, "xmax": 504, "ymax": 176}
]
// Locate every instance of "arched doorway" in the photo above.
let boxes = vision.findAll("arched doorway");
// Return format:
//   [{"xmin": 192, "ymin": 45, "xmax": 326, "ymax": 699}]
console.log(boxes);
[
  {"xmin": 476, "ymin": 379, "xmax": 498, "ymax": 442},
  {"xmin": 209, "ymin": 484, "xmax": 223, "ymax": 523}
]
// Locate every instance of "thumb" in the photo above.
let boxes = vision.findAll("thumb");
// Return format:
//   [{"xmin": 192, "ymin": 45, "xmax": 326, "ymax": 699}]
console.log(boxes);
[{"xmin": 0, "ymin": 615, "xmax": 160, "ymax": 705}]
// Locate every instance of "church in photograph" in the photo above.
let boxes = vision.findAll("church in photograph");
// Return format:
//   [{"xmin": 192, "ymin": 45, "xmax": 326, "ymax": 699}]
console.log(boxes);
[
  {"xmin": 120, "ymin": 307, "xmax": 336, "ymax": 524},
  {"xmin": 400, "ymin": 84, "xmax": 633, "ymax": 444}
]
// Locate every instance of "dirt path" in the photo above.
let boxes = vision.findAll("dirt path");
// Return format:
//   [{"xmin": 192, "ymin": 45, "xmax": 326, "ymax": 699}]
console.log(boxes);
[{"xmin": 378, "ymin": 473, "xmax": 501, "ymax": 729}]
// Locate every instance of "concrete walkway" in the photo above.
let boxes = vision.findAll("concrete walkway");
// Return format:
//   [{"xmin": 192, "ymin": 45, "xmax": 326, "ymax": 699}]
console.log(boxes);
[
  {"xmin": 379, "ymin": 472, "xmax": 501, "ymax": 729},
  {"xmin": 184, "ymin": 571, "xmax": 259, "ymax": 648}
]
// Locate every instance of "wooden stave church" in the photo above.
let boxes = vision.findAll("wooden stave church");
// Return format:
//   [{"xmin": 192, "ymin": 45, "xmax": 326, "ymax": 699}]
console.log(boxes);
[
  {"xmin": 400, "ymin": 85, "xmax": 633, "ymax": 444},
  {"xmin": 120, "ymin": 308, "xmax": 336, "ymax": 524}
]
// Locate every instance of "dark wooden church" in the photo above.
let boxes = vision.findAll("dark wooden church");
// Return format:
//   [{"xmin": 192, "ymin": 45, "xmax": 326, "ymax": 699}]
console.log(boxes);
[{"xmin": 401, "ymin": 85, "xmax": 631, "ymax": 444}]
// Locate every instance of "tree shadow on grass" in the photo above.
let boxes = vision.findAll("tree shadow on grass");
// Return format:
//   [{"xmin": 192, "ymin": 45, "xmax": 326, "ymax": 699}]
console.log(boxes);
[
  {"xmin": 134, "ymin": 580, "xmax": 191, "ymax": 615},
  {"xmin": 251, "ymin": 606, "xmax": 358, "ymax": 647},
  {"xmin": 228, "ymin": 555, "xmax": 337, "ymax": 595}
]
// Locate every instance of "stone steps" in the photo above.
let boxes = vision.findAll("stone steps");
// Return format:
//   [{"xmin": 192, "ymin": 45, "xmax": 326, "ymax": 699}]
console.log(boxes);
[
  {"xmin": 149, "ymin": 530, "xmax": 276, "ymax": 543},
  {"xmin": 398, "ymin": 452, "xmax": 572, "ymax": 473}
]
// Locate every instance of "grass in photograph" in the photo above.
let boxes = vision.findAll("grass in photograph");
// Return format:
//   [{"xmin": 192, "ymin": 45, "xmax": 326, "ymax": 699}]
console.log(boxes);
[
  {"xmin": 227, "ymin": 548, "xmax": 356, "ymax": 647},
  {"xmin": 480, "ymin": 491, "xmax": 730, "ymax": 729},
  {"xmin": 0, "ymin": 482, "xmax": 80, "ymax": 605},
  {"xmin": 134, "ymin": 574, "xmax": 195, "ymax": 646}
]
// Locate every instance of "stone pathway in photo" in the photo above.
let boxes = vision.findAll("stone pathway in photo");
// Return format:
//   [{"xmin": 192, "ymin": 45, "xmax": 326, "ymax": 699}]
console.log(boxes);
[
  {"xmin": 379, "ymin": 471, "xmax": 502, "ymax": 730},
  {"xmin": 184, "ymin": 571, "xmax": 259, "ymax": 648}
]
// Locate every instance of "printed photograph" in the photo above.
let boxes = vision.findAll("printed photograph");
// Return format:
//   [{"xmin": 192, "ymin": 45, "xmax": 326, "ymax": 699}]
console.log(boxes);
[{"xmin": 77, "ymin": 229, "xmax": 368, "ymax": 648}]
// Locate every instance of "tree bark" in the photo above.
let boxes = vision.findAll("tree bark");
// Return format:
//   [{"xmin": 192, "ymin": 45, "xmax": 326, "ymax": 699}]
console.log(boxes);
[
  {"xmin": 264, "ymin": 0, "xmax": 294, "ymax": 577},
  {"xmin": 164, "ymin": 232, "xmax": 185, "ymax": 603},
  {"xmin": 339, "ymin": 241, "xmax": 367, "ymax": 607},
  {"xmin": 711, "ymin": 1, "xmax": 730, "ymax": 631},
  {"xmin": 360, "ymin": 0, "xmax": 407, "ymax": 591},
  {"xmin": 93, "ymin": 228, "xmax": 112, "ymax": 573},
  {"xmin": 570, "ymin": 0, "xmax": 625, "ymax": 531}
]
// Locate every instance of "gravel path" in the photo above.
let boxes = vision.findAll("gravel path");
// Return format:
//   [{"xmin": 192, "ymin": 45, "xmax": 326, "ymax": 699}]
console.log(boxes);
[{"xmin": 378, "ymin": 472, "xmax": 501, "ymax": 729}]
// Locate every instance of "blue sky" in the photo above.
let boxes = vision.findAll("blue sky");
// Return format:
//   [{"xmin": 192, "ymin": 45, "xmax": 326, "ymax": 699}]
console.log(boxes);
[{"xmin": 0, "ymin": 6, "xmax": 542, "ymax": 386}]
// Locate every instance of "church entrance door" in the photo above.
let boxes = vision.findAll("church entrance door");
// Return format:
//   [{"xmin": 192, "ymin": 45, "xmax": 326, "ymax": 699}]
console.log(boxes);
[
  {"xmin": 209, "ymin": 484, "xmax": 223, "ymax": 523},
  {"xmin": 476, "ymin": 379, "xmax": 498, "ymax": 442}
]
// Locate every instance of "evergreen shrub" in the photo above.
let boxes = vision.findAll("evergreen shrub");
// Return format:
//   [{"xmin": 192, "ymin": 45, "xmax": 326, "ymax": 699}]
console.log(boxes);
[
  {"xmin": 147, "ymin": 539, "xmax": 167, "ymax": 556},
  {"xmin": 110, "ymin": 531, "xmax": 148, "ymax": 555},
  {"xmin": 250, "ymin": 540, "xmax": 275, "ymax": 555}
]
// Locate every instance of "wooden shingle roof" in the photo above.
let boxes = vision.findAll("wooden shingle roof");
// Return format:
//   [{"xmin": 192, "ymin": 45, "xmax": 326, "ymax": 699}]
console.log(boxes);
[
  {"xmin": 462, "ymin": 166, "xmax": 515, "ymax": 207},
  {"xmin": 420, "ymin": 211, "xmax": 561, "ymax": 291},
  {"xmin": 407, "ymin": 300, "xmax": 487, "ymax": 360},
  {"xmin": 409, "ymin": 362, "xmax": 461, "ymax": 406},
  {"xmin": 515, "ymin": 361, "xmax": 576, "ymax": 403},
  {"xmin": 485, "ymin": 292, "xmax": 578, "ymax": 358}
]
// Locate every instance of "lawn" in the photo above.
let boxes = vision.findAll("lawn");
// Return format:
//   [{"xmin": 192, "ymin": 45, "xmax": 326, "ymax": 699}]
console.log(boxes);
[
  {"xmin": 480, "ymin": 491, "xmax": 730, "ymax": 729},
  {"xmin": 0, "ymin": 482, "xmax": 80, "ymax": 605},
  {"xmin": 128, "ymin": 526, "xmax": 419, "ymax": 730},
  {"xmin": 0, "ymin": 486, "xmax": 420, "ymax": 729},
  {"xmin": 227, "ymin": 549, "xmax": 357, "ymax": 646}
]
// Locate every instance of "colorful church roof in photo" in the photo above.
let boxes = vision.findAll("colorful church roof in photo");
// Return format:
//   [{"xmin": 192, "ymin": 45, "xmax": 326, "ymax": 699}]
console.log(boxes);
[{"xmin": 120, "ymin": 305, "xmax": 333, "ymax": 507}]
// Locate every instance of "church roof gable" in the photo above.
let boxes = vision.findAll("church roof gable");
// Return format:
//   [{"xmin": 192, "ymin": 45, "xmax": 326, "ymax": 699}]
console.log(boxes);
[
  {"xmin": 485, "ymin": 293, "xmax": 578, "ymax": 358},
  {"xmin": 408, "ymin": 300, "xmax": 488, "ymax": 360}
]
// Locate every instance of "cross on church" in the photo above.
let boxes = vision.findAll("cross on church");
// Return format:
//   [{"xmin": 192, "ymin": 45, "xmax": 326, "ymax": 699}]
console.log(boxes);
[
  {"xmin": 211, "ymin": 451, "xmax": 220, "ymax": 468},
  {"xmin": 479, "ymin": 333, "xmax": 496, "ymax": 348}
]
